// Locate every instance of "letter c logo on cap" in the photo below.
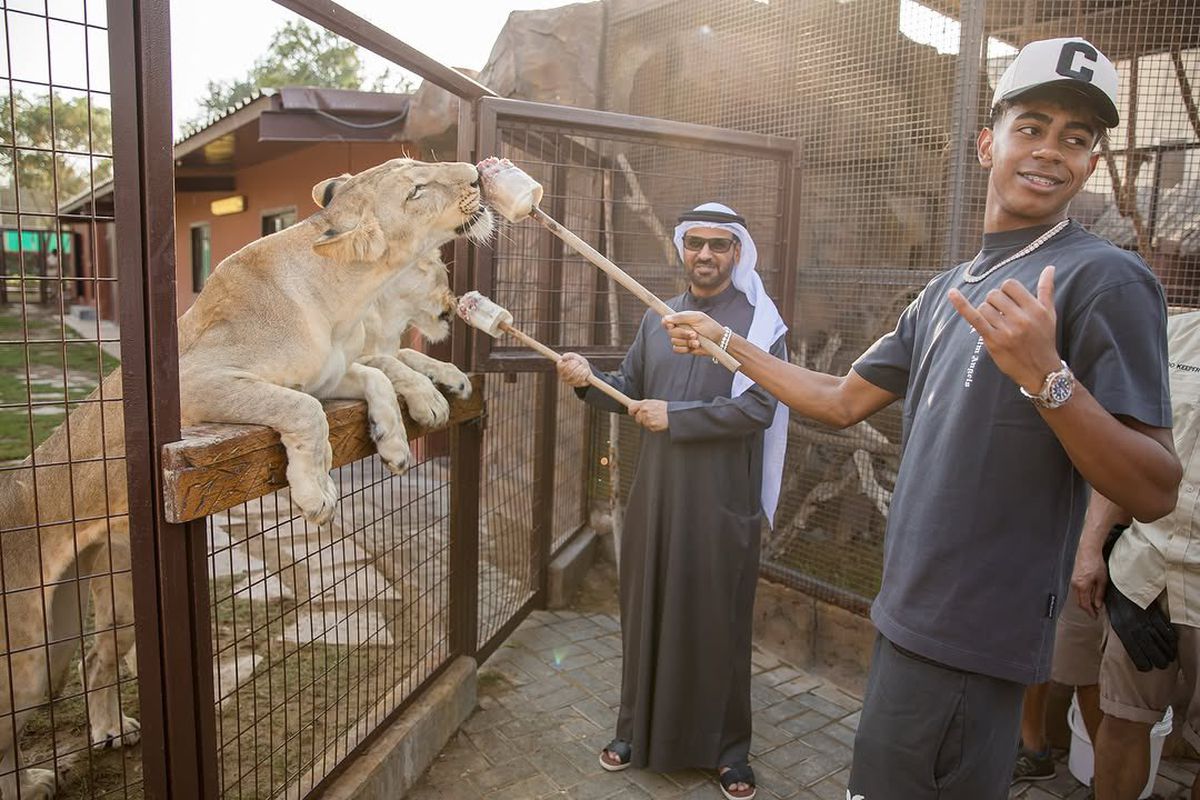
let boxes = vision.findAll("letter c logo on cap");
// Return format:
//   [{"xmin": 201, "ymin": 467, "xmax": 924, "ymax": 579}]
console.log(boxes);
[{"xmin": 1056, "ymin": 41, "xmax": 1098, "ymax": 83}]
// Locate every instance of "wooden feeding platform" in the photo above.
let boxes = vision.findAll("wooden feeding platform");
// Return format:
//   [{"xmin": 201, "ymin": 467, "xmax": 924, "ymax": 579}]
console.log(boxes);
[{"xmin": 161, "ymin": 375, "xmax": 484, "ymax": 523}]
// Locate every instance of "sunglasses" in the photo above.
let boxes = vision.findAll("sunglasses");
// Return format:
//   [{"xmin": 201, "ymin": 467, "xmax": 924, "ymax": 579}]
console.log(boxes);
[{"xmin": 682, "ymin": 235, "xmax": 738, "ymax": 254}]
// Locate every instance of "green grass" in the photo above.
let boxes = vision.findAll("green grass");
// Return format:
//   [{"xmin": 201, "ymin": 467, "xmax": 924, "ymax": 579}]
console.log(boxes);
[
  {"xmin": 476, "ymin": 670, "xmax": 511, "ymax": 692},
  {"xmin": 0, "ymin": 341, "xmax": 119, "ymax": 378},
  {"xmin": 0, "ymin": 409, "xmax": 70, "ymax": 460},
  {"xmin": 0, "ymin": 306, "xmax": 119, "ymax": 461},
  {"xmin": 0, "ymin": 371, "xmax": 96, "ymax": 404},
  {"xmin": 0, "ymin": 309, "xmax": 26, "ymax": 336}
]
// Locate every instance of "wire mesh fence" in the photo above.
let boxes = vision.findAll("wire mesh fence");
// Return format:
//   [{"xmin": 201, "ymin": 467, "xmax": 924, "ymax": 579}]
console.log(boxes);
[
  {"xmin": 0, "ymin": 0, "xmax": 144, "ymax": 796},
  {"xmin": 1, "ymin": 3, "xmax": 508, "ymax": 796},
  {"xmin": 7, "ymin": 0, "xmax": 1199, "ymax": 792},
  {"xmin": 475, "ymin": 101, "xmax": 794, "ymax": 557},
  {"xmin": 551, "ymin": 380, "xmax": 589, "ymax": 556},
  {"xmin": 478, "ymin": 373, "xmax": 540, "ymax": 652},
  {"xmin": 602, "ymin": 0, "xmax": 1200, "ymax": 613},
  {"xmin": 206, "ymin": 449, "xmax": 452, "ymax": 799}
]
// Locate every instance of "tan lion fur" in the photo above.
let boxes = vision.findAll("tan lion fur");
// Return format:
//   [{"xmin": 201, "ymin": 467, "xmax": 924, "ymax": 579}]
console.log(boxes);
[
  {"xmin": 0, "ymin": 158, "xmax": 492, "ymax": 797},
  {"xmin": 357, "ymin": 246, "xmax": 472, "ymax": 423}
]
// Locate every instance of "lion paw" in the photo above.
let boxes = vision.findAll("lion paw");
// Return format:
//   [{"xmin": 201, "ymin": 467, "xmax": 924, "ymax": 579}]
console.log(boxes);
[
  {"xmin": 402, "ymin": 383, "xmax": 450, "ymax": 428},
  {"xmin": 91, "ymin": 714, "xmax": 141, "ymax": 750},
  {"xmin": 293, "ymin": 472, "xmax": 338, "ymax": 525},
  {"xmin": 431, "ymin": 365, "xmax": 472, "ymax": 399},
  {"xmin": 375, "ymin": 432, "xmax": 411, "ymax": 474},
  {"xmin": 19, "ymin": 768, "xmax": 57, "ymax": 799}
]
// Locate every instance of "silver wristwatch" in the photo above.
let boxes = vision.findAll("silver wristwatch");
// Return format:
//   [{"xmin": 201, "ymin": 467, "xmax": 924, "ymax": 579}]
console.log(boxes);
[{"xmin": 1020, "ymin": 360, "xmax": 1074, "ymax": 409}]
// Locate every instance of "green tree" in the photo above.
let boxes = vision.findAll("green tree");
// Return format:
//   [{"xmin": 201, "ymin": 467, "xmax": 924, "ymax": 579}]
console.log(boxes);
[
  {"xmin": 190, "ymin": 20, "xmax": 365, "ymax": 127},
  {"xmin": 0, "ymin": 90, "xmax": 113, "ymax": 219},
  {"xmin": 368, "ymin": 67, "xmax": 416, "ymax": 95},
  {"xmin": 0, "ymin": 90, "xmax": 110, "ymax": 300}
]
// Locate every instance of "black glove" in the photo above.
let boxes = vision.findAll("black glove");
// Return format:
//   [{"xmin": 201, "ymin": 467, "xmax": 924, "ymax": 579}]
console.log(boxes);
[{"xmin": 1103, "ymin": 524, "xmax": 1178, "ymax": 672}]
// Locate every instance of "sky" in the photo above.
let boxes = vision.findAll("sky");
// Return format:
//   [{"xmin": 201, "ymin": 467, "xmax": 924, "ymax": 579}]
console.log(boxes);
[{"xmin": 168, "ymin": 0, "xmax": 582, "ymax": 135}]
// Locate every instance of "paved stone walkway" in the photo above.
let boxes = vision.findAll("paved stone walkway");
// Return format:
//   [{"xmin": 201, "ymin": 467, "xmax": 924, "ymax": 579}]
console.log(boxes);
[{"xmin": 410, "ymin": 607, "xmax": 1199, "ymax": 799}]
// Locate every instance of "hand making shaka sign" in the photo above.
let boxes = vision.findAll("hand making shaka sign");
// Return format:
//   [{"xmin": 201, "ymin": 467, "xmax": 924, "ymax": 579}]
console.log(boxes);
[{"xmin": 946, "ymin": 265, "xmax": 1062, "ymax": 397}]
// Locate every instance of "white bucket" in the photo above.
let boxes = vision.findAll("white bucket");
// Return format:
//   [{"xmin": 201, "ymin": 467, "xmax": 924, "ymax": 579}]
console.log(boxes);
[{"xmin": 1067, "ymin": 691, "xmax": 1172, "ymax": 799}]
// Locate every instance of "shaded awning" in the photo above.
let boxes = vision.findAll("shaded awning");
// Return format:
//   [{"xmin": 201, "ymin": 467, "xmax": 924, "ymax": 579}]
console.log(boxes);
[{"xmin": 174, "ymin": 86, "xmax": 412, "ymax": 172}]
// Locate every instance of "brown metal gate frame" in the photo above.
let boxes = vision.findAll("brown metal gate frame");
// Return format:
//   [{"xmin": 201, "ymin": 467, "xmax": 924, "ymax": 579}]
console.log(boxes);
[
  {"xmin": 106, "ymin": 0, "xmax": 220, "ymax": 797},
  {"xmin": 105, "ymin": 0, "xmax": 498, "ymax": 795},
  {"xmin": 262, "ymin": 0, "xmax": 803, "ymax": 673}
]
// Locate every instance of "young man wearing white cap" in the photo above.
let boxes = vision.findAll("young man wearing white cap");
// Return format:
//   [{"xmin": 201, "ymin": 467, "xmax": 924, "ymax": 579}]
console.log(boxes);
[
  {"xmin": 663, "ymin": 38, "xmax": 1180, "ymax": 798},
  {"xmin": 557, "ymin": 203, "xmax": 787, "ymax": 800}
]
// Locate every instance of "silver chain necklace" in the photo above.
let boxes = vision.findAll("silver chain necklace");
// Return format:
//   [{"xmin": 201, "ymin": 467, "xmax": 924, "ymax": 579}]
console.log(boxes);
[{"xmin": 962, "ymin": 219, "xmax": 1070, "ymax": 284}]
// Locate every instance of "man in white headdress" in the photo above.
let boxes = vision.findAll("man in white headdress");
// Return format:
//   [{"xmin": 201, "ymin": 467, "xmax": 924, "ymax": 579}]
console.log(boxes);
[{"xmin": 557, "ymin": 202, "xmax": 787, "ymax": 799}]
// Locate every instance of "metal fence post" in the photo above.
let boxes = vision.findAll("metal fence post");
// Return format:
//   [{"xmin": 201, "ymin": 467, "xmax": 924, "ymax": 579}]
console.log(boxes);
[
  {"xmin": 533, "ymin": 163, "xmax": 566, "ymax": 603},
  {"xmin": 108, "ymin": 0, "xmax": 218, "ymax": 796},
  {"xmin": 450, "ymin": 416, "xmax": 483, "ymax": 658},
  {"xmin": 943, "ymin": 0, "xmax": 987, "ymax": 267},
  {"xmin": 780, "ymin": 137, "xmax": 804, "ymax": 330},
  {"xmin": 450, "ymin": 96, "xmax": 484, "ymax": 656},
  {"xmin": 533, "ymin": 391, "xmax": 559, "ymax": 604}
]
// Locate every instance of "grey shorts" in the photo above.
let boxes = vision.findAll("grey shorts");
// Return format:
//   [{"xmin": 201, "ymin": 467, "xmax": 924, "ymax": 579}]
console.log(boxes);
[{"xmin": 847, "ymin": 635, "xmax": 1025, "ymax": 800}]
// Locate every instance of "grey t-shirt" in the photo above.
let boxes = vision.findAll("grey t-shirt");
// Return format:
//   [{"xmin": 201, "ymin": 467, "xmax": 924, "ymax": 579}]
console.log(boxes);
[{"xmin": 854, "ymin": 221, "xmax": 1171, "ymax": 684}]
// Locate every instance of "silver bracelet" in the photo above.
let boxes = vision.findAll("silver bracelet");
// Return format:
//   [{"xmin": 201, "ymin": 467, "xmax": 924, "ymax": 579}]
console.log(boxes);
[{"xmin": 712, "ymin": 326, "xmax": 733, "ymax": 364}]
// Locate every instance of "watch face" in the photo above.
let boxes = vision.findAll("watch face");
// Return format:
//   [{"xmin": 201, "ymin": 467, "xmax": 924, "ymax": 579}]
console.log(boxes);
[{"xmin": 1048, "ymin": 373, "xmax": 1073, "ymax": 405}]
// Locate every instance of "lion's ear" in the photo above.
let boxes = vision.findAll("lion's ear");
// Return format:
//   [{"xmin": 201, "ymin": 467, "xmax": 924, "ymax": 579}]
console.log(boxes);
[
  {"xmin": 312, "ymin": 174, "xmax": 351, "ymax": 208},
  {"xmin": 312, "ymin": 214, "xmax": 387, "ymax": 263}
]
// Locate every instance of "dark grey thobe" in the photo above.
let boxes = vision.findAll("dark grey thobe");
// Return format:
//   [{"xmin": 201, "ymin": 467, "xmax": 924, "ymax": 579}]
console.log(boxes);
[{"xmin": 577, "ymin": 283, "xmax": 785, "ymax": 771}]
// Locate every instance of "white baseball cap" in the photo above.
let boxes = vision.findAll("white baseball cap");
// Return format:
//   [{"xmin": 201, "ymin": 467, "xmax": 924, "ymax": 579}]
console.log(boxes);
[{"xmin": 992, "ymin": 37, "xmax": 1119, "ymax": 128}]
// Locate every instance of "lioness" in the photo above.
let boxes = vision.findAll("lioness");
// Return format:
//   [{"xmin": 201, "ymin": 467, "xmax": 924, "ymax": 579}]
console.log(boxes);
[
  {"xmin": 179, "ymin": 159, "xmax": 491, "ymax": 524},
  {"xmin": 357, "ymin": 245, "xmax": 472, "ymax": 417},
  {"xmin": 0, "ymin": 158, "xmax": 492, "ymax": 797}
]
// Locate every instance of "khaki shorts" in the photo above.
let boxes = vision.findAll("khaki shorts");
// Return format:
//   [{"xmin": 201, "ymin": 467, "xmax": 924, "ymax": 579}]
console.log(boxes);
[
  {"xmin": 1051, "ymin": 597, "xmax": 1104, "ymax": 686},
  {"xmin": 1100, "ymin": 596, "xmax": 1200, "ymax": 751}
]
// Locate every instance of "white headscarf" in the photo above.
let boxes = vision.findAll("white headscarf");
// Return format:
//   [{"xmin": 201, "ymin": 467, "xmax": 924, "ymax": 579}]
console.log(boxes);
[{"xmin": 672, "ymin": 202, "xmax": 789, "ymax": 528}]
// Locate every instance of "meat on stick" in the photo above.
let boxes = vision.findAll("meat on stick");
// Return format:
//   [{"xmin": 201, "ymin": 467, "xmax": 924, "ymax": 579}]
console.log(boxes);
[
  {"xmin": 456, "ymin": 291, "xmax": 634, "ymax": 409},
  {"xmin": 476, "ymin": 156, "xmax": 741, "ymax": 373}
]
